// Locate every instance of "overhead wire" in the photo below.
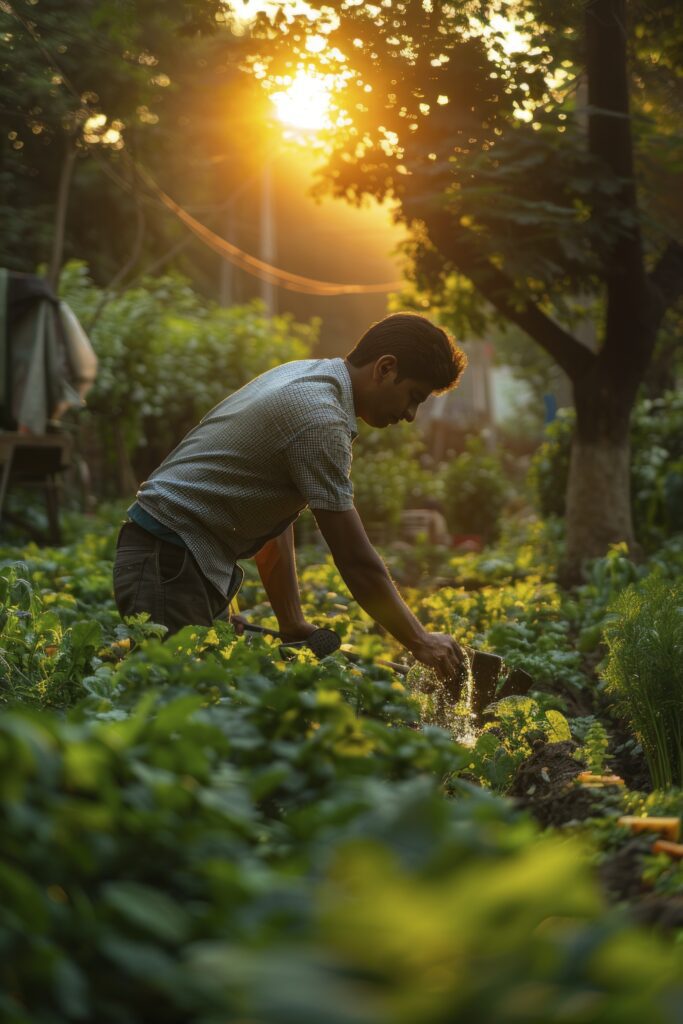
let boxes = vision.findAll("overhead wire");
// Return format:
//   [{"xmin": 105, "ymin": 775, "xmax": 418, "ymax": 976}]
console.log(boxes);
[
  {"xmin": 8, "ymin": 3, "xmax": 404, "ymax": 298},
  {"xmin": 130, "ymin": 157, "xmax": 403, "ymax": 296}
]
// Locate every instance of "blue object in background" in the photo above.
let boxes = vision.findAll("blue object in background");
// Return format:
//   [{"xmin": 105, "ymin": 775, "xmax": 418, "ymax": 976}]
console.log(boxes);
[{"xmin": 543, "ymin": 393, "xmax": 558, "ymax": 425}]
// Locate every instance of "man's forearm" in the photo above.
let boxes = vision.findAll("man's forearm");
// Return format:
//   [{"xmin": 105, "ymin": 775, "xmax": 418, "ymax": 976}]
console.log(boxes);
[
  {"xmin": 335, "ymin": 555, "xmax": 428, "ymax": 654},
  {"xmin": 254, "ymin": 526, "xmax": 306, "ymax": 631}
]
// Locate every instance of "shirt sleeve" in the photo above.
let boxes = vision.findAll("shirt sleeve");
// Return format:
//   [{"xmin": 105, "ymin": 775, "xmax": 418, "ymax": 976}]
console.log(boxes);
[{"xmin": 283, "ymin": 423, "xmax": 354, "ymax": 511}]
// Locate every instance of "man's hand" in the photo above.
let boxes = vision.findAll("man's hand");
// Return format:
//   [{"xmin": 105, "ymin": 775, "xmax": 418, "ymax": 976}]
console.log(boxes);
[
  {"xmin": 277, "ymin": 619, "xmax": 319, "ymax": 643},
  {"xmin": 409, "ymin": 632, "xmax": 466, "ymax": 694},
  {"xmin": 229, "ymin": 612, "xmax": 318, "ymax": 644}
]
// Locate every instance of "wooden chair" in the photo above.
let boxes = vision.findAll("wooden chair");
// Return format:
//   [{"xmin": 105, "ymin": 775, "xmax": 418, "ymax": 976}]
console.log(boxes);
[{"xmin": 0, "ymin": 432, "xmax": 72, "ymax": 545}]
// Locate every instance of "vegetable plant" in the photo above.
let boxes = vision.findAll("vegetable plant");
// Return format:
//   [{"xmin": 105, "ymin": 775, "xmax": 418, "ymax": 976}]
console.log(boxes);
[{"xmin": 603, "ymin": 576, "xmax": 683, "ymax": 789}]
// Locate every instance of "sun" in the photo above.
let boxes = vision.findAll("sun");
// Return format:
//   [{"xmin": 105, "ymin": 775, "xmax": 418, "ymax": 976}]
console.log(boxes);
[{"xmin": 270, "ymin": 71, "xmax": 334, "ymax": 133}]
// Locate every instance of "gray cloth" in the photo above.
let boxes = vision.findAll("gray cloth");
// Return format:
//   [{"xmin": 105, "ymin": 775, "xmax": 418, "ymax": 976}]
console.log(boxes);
[{"xmin": 133, "ymin": 357, "xmax": 358, "ymax": 596}]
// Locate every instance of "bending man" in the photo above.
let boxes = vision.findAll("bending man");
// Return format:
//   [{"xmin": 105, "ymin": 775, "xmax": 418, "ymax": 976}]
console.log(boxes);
[{"xmin": 113, "ymin": 312, "xmax": 467, "ymax": 682}]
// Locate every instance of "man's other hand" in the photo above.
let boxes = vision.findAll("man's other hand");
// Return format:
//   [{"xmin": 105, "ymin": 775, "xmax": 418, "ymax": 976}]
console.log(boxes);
[
  {"xmin": 278, "ymin": 619, "xmax": 319, "ymax": 643},
  {"xmin": 229, "ymin": 613, "xmax": 318, "ymax": 644}
]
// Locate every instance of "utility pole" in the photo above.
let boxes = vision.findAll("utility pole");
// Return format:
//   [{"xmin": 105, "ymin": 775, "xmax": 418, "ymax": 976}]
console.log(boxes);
[
  {"xmin": 260, "ymin": 161, "xmax": 276, "ymax": 316},
  {"xmin": 219, "ymin": 199, "xmax": 236, "ymax": 306}
]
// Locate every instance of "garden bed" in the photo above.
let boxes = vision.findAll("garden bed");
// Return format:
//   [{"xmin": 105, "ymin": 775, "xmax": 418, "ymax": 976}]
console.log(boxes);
[{"xmin": 1, "ymin": 509, "xmax": 682, "ymax": 1021}]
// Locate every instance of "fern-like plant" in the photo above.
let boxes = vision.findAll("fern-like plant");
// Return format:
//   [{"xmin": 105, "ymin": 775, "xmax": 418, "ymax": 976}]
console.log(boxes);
[{"xmin": 602, "ymin": 576, "xmax": 683, "ymax": 789}]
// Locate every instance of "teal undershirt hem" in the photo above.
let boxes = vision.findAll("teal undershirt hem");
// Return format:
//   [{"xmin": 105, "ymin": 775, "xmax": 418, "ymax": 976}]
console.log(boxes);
[{"xmin": 128, "ymin": 501, "xmax": 187, "ymax": 548}]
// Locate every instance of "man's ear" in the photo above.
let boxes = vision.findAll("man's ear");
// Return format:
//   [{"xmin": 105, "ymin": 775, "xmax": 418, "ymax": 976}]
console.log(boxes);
[{"xmin": 374, "ymin": 355, "xmax": 398, "ymax": 382}]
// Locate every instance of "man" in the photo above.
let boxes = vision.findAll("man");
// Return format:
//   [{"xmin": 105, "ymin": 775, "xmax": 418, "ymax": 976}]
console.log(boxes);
[{"xmin": 113, "ymin": 312, "xmax": 467, "ymax": 682}]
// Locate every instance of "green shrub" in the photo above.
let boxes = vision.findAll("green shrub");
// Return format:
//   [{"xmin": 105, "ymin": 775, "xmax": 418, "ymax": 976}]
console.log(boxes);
[
  {"xmin": 602, "ymin": 575, "xmax": 683, "ymax": 789},
  {"xmin": 527, "ymin": 409, "xmax": 574, "ymax": 518},
  {"xmin": 529, "ymin": 391, "xmax": 683, "ymax": 546},
  {"xmin": 442, "ymin": 438, "xmax": 508, "ymax": 542},
  {"xmin": 59, "ymin": 262, "xmax": 318, "ymax": 493},
  {"xmin": 352, "ymin": 422, "xmax": 443, "ymax": 532}
]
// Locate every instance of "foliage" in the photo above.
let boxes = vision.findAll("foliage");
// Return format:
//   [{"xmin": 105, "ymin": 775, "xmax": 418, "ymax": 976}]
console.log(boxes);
[
  {"xmin": 0, "ymin": 0, "xmax": 267, "ymax": 286},
  {"xmin": 236, "ymin": 0, "xmax": 682, "ymax": 333},
  {"xmin": 3, "ymin": 509, "xmax": 683, "ymax": 1022},
  {"xmin": 3, "ymin": 686, "xmax": 680, "ymax": 1022},
  {"xmin": 1, "ymin": 523, "xmax": 683, "ymax": 1018},
  {"xmin": 529, "ymin": 392, "xmax": 683, "ymax": 546},
  {"xmin": 59, "ymin": 262, "xmax": 317, "ymax": 487},
  {"xmin": 575, "ymin": 720, "xmax": 611, "ymax": 777},
  {"xmin": 351, "ymin": 422, "xmax": 443, "ymax": 531},
  {"xmin": 466, "ymin": 695, "xmax": 571, "ymax": 793},
  {"xmin": 441, "ymin": 438, "xmax": 508, "ymax": 542},
  {"xmin": 603, "ymin": 575, "xmax": 683, "ymax": 790},
  {"xmin": 528, "ymin": 409, "xmax": 575, "ymax": 518}
]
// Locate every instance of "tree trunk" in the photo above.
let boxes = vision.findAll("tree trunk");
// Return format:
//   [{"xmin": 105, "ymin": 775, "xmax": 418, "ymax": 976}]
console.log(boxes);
[
  {"xmin": 565, "ymin": 435, "xmax": 634, "ymax": 573},
  {"xmin": 47, "ymin": 139, "xmax": 77, "ymax": 291},
  {"xmin": 562, "ymin": 357, "xmax": 643, "ymax": 580}
]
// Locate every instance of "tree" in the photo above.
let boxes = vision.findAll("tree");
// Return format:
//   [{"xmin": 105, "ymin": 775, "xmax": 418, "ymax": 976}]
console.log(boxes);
[
  {"xmin": 230, "ymin": 0, "xmax": 683, "ymax": 577},
  {"xmin": 0, "ymin": 0, "xmax": 269, "ymax": 294}
]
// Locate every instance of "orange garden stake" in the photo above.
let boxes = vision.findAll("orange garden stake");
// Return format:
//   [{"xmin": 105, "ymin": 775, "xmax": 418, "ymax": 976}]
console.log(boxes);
[
  {"xmin": 617, "ymin": 816, "xmax": 681, "ymax": 842},
  {"xmin": 651, "ymin": 839, "xmax": 683, "ymax": 860},
  {"xmin": 577, "ymin": 772, "xmax": 625, "ymax": 787}
]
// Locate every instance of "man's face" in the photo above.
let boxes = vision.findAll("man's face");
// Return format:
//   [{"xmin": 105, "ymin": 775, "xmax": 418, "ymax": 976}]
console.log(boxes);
[{"xmin": 363, "ymin": 357, "xmax": 433, "ymax": 428}]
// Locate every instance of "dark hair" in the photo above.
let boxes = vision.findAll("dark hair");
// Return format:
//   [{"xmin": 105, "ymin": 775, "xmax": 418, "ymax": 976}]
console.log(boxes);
[{"xmin": 346, "ymin": 312, "xmax": 467, "ymax": 394}]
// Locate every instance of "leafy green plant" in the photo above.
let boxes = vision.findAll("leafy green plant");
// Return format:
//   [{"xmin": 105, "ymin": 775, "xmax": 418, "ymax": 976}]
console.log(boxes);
[
  {"xmin": 0, "ymin": 563, "xmax": 108, "ymax": 709},
  {"xmin": 602, "ymin": 576, "xmax": 683, "ymax": 789},
  {"xmin": 442, "ymin": 438, "xmax": 508, "ymax": 542},
  {"xmin": 574, "ymin": 720, "xmax": 611, "ymax": 776},
  {"xmin": 466, "ymin": 695, "xmax": 571, "ymax": 792}
]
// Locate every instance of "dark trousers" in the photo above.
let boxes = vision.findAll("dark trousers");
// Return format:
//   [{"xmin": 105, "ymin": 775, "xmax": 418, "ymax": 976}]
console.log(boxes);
[{"xmin": 113, "ymin": 521, "xmax": 230, "ymax": 638}]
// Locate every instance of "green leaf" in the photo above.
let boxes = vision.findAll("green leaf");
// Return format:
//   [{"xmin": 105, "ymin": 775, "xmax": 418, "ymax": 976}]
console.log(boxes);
[
  {"xmin": 102, "ymin": 882, "xmax": 190, "ymax": 944},
  {"xmin": 544, "ymin": 710, "xmax": 572, "ymax": 743}
]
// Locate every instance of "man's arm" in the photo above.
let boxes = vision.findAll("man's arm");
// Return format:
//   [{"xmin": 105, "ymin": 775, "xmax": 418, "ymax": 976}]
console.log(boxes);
[
  {"xmin": 252, "ymin": 525, "xmax": 316, "ymax": 641},
  {"xmin": 313, "ymin": 507, "xmax": 464, "ymax": 683}
]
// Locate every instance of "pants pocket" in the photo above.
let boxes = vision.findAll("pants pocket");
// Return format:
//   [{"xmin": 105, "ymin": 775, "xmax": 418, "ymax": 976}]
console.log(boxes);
[
  {"xmin": 158, "ymin": 545, "xmax": 187, "ymax": 585},
  {"xmin": 113, "ymin": 552, "xmax": 152, "ymax": 618}
]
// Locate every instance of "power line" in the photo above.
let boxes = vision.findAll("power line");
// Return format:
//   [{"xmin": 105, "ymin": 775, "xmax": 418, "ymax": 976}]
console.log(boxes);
[{"xmin": 130, "ymin": 158, "xmax": 403, "ymax": 296}]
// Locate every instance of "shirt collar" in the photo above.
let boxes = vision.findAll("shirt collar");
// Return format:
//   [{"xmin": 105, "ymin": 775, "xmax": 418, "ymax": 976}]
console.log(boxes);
[{"xmin": 336, "ymin": 358, "xmax": 358, "ymax": 439}]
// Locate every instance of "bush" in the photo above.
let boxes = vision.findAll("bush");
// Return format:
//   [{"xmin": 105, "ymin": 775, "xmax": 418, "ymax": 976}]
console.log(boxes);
[
  {"xmin": 529, "ymin": 392, "xmax": 683, "ymax": 546},
  {"xmin": 59, "ymin": 262, "xmax": 318, "ymax": 493},
  {"xmin": 527, "ymin": 409, "xmax": 574, "ymax": 518},
  {"xmin": 352, "ymin": 422, "xmax": 443, "ymax": 532},
  {"xmin": 602, "ymin": 575, "xmax": 683, "ymax": 789},
  {"xmin": 442, "ymin": 438, "xmax": 508, "ymax": 542}
]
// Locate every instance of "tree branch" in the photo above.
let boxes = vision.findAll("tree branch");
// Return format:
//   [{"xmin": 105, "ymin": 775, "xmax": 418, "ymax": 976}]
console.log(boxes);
[{"xmin": 412, "ymin": 206, "xmax": 595, "ymax": 381}]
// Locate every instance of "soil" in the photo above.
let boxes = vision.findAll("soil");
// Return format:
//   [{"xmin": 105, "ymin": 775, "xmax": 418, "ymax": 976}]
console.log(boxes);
[
  {"xmin": 508, "ymin": 739, "xmax": 606, "ymax": 828},
  {"xmin": 511, "ymin": 740, "xmax": 683, "ymax": 933},
  {"xmin": 598, "ymin": 837, "xmax": 651, "ymax": 901}
]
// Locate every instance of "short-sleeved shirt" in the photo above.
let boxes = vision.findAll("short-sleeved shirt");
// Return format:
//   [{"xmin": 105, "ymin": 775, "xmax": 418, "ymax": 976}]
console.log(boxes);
[{"xmin": 132, "ymin": 357, "xmax": 358, "ymax": 597}]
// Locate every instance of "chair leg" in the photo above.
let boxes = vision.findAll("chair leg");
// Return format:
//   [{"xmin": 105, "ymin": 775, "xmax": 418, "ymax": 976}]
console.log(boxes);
[{"xmin": 44, "ymin": 476, "xmax": 62, "ymax": 545}]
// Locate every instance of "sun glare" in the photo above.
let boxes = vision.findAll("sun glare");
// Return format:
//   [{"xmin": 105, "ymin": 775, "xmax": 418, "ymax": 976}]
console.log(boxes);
[{"xmin": 270, "ymin": 71, "xmax": 334, "ymax": 132}]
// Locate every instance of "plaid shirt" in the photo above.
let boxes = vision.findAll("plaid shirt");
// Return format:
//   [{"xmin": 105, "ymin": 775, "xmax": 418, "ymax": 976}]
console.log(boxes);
[{"xmin": 133, "ymin": 358, "xmax": 358, "ymax": 597}]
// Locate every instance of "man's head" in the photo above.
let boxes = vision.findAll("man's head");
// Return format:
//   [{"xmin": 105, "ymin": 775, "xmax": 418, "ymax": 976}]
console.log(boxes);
[{"xmin": 345, "ymin": 312, "xmax": 467, "ymax": 428}]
